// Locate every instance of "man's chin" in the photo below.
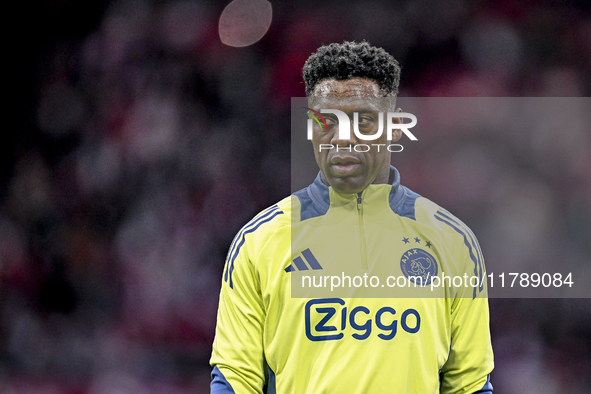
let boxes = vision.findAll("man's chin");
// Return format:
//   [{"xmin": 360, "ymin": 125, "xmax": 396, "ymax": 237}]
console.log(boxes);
[{"xmin": 325, "ymin": 175, "xmax": 367, "ymax": 195}]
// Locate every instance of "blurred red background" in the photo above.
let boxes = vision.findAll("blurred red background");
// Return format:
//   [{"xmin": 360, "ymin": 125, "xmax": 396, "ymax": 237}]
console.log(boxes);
[{"xmin": 2, "ymin": 0, "xmax": 591, "ymax": 392}]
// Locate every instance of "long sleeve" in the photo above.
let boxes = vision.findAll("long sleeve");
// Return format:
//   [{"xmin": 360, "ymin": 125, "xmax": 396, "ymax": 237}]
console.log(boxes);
[
  {"xmin": 439, "ymin": 226, "xmax": 494, "ymax": 394},
  {"xmin": 210, "ymin": 232, "xmax": 267, "ymax": 393},
  {"xmin": 439, "ymin": 295, "xmax": 494, "ymax": 393}
]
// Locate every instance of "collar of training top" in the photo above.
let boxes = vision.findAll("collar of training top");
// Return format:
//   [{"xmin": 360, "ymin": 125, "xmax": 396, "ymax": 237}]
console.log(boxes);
[{"xmin": 295, "ymin": 166, "xmax": 418, "ymax": 222}]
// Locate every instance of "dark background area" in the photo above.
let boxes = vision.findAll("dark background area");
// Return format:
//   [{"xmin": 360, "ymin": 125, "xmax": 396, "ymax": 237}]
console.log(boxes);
[{"xmin": 2, "ymin": 0, "xmax": 591, "ymax": 392}]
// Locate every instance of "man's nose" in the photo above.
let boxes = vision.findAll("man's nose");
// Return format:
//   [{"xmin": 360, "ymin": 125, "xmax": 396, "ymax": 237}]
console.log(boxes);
[{"xmin": 329, "ymin": 120, "xmax": 358, "ymax": 147}]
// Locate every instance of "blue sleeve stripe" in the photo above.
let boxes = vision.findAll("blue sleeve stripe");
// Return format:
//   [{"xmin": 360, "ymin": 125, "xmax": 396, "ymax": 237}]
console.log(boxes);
[
  {"xmin": 473, "ymin": 374, "xmax": 493, "ymax": 393},
  {"xmin": 441, "ymin": 210, "xmax": 486, "ymax": 285},
  {"xmin": 434, "ymin": 212, "xmax": 481, "ymax": 298},
  {"xmin": 436, "ymin": 210, "xmax": 485, "ymax": 293},
  {"xmin": 211, "ymin": 366, "xmax": 236, "ymax": 394},
  {"xmin": 224, "ymin": 205, "xmax": 278, "ymax": 282},
  {"xmin": 224, "ymin": 205, "xmax": 279, "ymax": 284},
  {"xmin": 227, "ymin": 210, "xmax": 284, "ymax": 289}
]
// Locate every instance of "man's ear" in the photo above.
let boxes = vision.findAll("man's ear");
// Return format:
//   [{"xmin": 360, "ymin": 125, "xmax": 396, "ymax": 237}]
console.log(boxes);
[{"xmin": 390, "ymin": 108, "xmax": 403, "ymax": 142}]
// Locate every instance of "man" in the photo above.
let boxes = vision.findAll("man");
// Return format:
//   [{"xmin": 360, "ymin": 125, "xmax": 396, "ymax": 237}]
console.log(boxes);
[{"xmin": 210, "ymin": 41, "xmax": 494, "ymax": 393}]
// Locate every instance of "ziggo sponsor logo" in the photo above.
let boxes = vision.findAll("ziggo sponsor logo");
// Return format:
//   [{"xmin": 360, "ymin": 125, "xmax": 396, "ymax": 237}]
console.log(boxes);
[{"xmin": 305, "ymin": 298, "xmax": 420, "ymax": 342}]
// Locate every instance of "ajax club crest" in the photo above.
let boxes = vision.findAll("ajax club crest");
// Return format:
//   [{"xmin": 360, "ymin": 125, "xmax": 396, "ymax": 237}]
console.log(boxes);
[{"xmin": 400, "ymin": 249, "xmax": 438, "ymax": 286}]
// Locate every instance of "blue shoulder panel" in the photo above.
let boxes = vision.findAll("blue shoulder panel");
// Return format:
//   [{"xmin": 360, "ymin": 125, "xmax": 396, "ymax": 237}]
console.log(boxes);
[
  {"xmin": 293, "ymin": 172, "xmax": 330, "ymax": 222},
  {"xmin": 388, "ymin": 166, "xmax": 420, "ymax": 220},
  {"xmin": 211, "ymin": 366, "xmax": 236, "ymax": 394}
]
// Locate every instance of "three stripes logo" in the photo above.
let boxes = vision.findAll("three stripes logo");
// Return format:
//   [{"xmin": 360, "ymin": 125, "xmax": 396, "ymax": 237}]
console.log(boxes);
[{"xmin": 285, "ymin": 248, "xmax": 323, "ymax": 272}]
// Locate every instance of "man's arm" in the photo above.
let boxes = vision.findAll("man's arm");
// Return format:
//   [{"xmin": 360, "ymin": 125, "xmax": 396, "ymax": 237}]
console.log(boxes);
[
  {"xmin": 436, "ymin": 213, "xmax": 494, "ymax": 394},
  {"xmin": 210, "ymin": 229, "xmax": 268, "ymax": 393},
  {"xmin": 439, "ymin": 295, "xmax": 494, "ymax": 394}
]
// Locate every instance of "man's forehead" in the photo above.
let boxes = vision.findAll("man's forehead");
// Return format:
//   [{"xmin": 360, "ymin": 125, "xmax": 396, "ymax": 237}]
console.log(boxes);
[
  {"xmin": 311, "ymin": 77, "xmax": 381, "ymax": 97},
  {"xmin": 308, "ymin": 77, "xmax": 395, "ymax": 111},
  {"xmin": 308, "ymin": 98, "xmax": 389, "ymax": 113}
]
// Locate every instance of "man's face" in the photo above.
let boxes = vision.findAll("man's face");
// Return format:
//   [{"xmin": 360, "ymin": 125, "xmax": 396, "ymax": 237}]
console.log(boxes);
[{"xmin": 309, "ymin": 77, "xmax": 400, "ymax": 195}]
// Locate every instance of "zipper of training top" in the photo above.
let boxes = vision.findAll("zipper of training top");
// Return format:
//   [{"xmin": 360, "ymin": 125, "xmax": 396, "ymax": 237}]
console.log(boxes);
[{"xmin": 357, "ymin": 194, "xmax": 368, "ymax": 270}]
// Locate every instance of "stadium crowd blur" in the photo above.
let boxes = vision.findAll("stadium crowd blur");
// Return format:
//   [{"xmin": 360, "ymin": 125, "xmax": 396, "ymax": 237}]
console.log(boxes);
[{"xmin": 2, "ymin": 0, "xmax": 591, "ymax": 392}]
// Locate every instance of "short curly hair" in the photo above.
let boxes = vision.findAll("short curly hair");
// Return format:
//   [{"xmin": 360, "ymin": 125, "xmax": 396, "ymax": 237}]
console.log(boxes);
[{"xmin": 303, "ymin": 41, "xmax": 401, "ymax": 97}]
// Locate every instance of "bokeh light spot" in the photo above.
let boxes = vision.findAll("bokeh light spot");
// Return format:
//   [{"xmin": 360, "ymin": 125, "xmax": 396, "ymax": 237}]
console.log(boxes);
[{"xmin": 219, "ymin": 0, "xmax": 272, "ymax": 47}]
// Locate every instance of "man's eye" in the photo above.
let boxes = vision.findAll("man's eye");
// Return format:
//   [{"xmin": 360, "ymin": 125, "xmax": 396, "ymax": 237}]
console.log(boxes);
[
  {"xmin": 324, "ymin": 118, "xmax": 337, "ymax": 126},
  {"xmin": 358, "ymin": 116, "xmax": 373, "ymax": 123}
]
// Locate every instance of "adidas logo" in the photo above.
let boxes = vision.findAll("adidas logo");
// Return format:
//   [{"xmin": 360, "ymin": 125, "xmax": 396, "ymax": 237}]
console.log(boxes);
[{"xmin": 285, "ymin": 248, "xmax": 323, "ymax": 272}]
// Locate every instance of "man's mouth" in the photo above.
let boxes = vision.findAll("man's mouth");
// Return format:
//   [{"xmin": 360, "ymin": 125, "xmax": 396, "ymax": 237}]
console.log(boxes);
[{"xmin": 330, "ymin": 157, "xmax": 361, "ymax": 175}]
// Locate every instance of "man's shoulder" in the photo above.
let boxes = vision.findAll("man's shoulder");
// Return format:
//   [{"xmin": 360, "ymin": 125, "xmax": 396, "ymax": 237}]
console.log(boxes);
[
  {"xmin": 399, "ymin": 185, "xmax": 475, "ymax": 235},
  {"xmin": 224, "ymin": 198, "xmax": 292, "ymax": 273},
  {"xmin": 410, "ymin": 191, "xmax": 480, "ymax": 251},
  {"xmin": 237, "ymin": 196, "xmax": 293, "ymax": 238},
  {"xmin": 412, "ymin": 192, "xmax": 447, "ymax": 224}
]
